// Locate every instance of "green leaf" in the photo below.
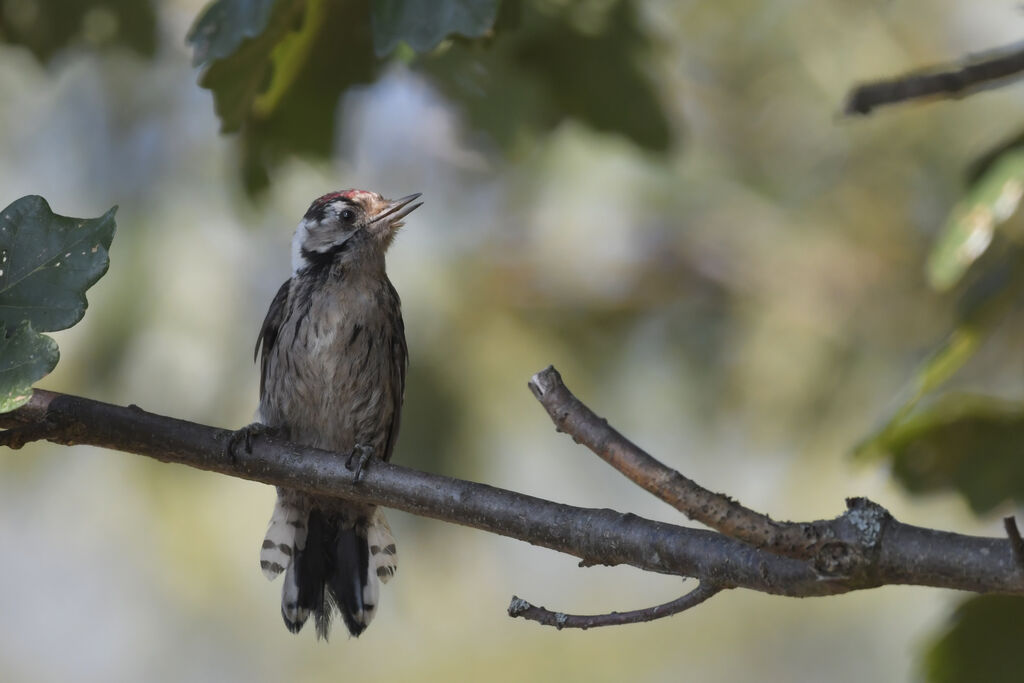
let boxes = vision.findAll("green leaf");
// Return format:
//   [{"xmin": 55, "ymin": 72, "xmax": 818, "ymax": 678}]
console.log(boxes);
[
  {"xmin": 190, "ymin": 0, "xmax": 671, "ymax": 190},
  {"xmin": 419, "ymin": 0, "xmax": 672, "ymax": 153},
  {"xmin": 187, "ymin": 0, "xmax": 278, "ymax": 68},
  {"xmin": 927, "ymin": 149, "xmax": 1024, "ymax": 291},
  {"xmin": 0, "ymin": 321, "xmax": 59, "ymax": 413},
  {"xmin": 222, "ymin": 0, "xmax": 378, "ymax": 193},
  {"xmin": 0, "ymin": 196, "xmax": 116, "ymax": 332},
  {"xmin": 250, "ymin": 0, "xmax": 328, "ymax": 118},
  {"xmin": 188, "ymin": 0, "xmax": 378, "ymax": 188},
  {"xmin": 370, "ymin": 0, "xmax": 500, "ymax": 57},
  {"xmin": 0, "ymin": 0, "xmax": 157, "ymax": 63},
  {"xmin": 856, "ymin": 246, "xmax": 1024, "ymax": 459},
  {"xmin": 194, "ymin": 0, "xmax": 310, "ymax": 134},
  {"xmin": 867, "ymin": 394, "xmax": 1024, "ymax": 513},
  {"xmin": 924, "ymin": 596, "xmax": 1024, "ymax": 683}
]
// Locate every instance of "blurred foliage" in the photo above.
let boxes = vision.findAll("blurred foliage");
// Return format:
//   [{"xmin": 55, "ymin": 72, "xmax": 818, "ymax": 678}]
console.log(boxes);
[
  {"xmin": 869, "ymin": 394, "xmax": 1024, "ymax": 514},
  {"xmin": 0, "ymin": 0, "xmax": 156, "ymax": 62},
  {"xmin": 0, "ymin": 196, "xmax": 115, "ymax": 411},
  {"xmin": 419, "ymin": 0, "xmax": 671, "ymax": 155},
  {"xmin": 2, "ymin": 0, "xmax": 674, "ymax": 191},
  {"xmin": 927, "ymin": 149, "xmax": 1024, "ymax": 291},
  {"xmin": 891, "ymin": 138, "xmax": 1024, "ymax": 447},
  {"xmin": 4, "ymin": 1, "xmax": 1024, "ymax": 680},
  {"xmin": 202, "ymin": 0, "xmax": 378, "ymax": 192},
  {"xmin": 183, "ymin": 0, "xmax": 671, "ymax": 191},
  {"xmin": 857, "ymin": 241, "xmax": 1024, "ymax": 460},
  {"xmin": 371, "ymin": 0, "xmax": 501, "ymax": 56},
  {"xmin": 852, "ymin": 84, "xmax": 1024, "ymax": 682},
  {"xmin": 189, "ymin": 0, "xmax": 318, "ymax": 135},
  {"xmin": 188, "ymin": 0, "xmax": 278, "ymax": 67},
  {"xmin": 924, "ymin": 595, "xmax": 1024, "ymax": 683}
]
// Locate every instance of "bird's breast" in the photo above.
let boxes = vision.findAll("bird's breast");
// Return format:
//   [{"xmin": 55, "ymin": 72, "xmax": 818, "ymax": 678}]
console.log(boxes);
[{"xmin": 262, "ymin": 275, "xmax": 401, "ymax": 455}]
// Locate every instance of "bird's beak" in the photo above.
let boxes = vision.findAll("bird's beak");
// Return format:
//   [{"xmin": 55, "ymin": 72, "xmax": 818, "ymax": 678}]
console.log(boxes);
[{"xmin": 372, "ymin": 193, "xmax": 423, "ymax": 227}]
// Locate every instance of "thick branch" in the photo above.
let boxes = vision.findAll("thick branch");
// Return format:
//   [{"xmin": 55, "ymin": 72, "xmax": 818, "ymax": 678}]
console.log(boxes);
[
  {"xmin": 0, "ymin": 389, "xmax": 824, "ymax": 594},
  {"xmin": 526, "ymin": 367, "xmax": 1024, "ymax": 585},
  {"xmin": 844, "ymin": 41, "xmax": 1024, "ymax": 115},
  {"xmin": 2, "ymin": 382, "xmax": 1024, "ymax": 604}
]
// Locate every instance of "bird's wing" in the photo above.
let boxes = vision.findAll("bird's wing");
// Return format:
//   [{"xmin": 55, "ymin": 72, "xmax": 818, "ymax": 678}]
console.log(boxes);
[
  {"xmin": 255, "ymin": 279, "xmax": 291, "ymax": 400},
  {"xmin": 382, "ymin": 282, "xmax": 408, "ymax": 463}
]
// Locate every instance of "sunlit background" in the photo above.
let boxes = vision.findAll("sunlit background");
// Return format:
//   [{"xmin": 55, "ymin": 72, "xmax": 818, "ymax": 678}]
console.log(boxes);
[{"xmin": 3, "ymin": 1, "xmax": 1024, "ymax": 681}]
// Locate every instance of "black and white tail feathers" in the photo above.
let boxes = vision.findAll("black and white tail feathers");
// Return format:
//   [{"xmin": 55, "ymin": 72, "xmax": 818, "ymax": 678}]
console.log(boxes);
[{"xmin": 261, "ymin": 497, "xmax": 397, "ymax": 639}]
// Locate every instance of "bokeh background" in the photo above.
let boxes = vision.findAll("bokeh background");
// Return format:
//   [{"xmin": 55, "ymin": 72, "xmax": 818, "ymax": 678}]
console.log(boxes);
[{"xmin": 3, "ymin": 0, "xmax": 1024, "ymax": 681}]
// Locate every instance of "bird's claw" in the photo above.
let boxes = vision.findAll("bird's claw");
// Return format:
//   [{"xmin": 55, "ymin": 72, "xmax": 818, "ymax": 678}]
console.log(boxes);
[
  {"xmin": 346, "ymin": 444, "xmax": 375, "ymax": 483},
  {"xmin": 226, "ymin": 422, "xmax": 274, "ymax": 464}
]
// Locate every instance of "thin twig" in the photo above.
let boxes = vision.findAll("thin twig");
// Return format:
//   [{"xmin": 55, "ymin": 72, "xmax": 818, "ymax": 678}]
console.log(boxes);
[
  {"xmin": 508, "ymin": 582, "xmax": 723, "ymax": 629},
  {"xmin": 844, "ymin": 41, "xmax": 1024, "ymax": 116},
  {"xmin": 1005, "ymin": 516, "xmax": 1024, "ymax": 571},
  {"xmin": 528, "ymin": 366, "xmax": 824, "ymax": 559}
]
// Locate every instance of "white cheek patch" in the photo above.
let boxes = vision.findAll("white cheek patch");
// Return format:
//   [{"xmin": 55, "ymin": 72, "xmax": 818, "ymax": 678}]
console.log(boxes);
[
  {"xmin": 291, "ymin": 219, "xmax": 312, "ymax": 275},
  {"xmin": 291, "ymin": 218, "xmax": 340, "ymax": 275},
  {"xmin": 291, "ymin": 212, "xmax": 359, "ymax": 275}
]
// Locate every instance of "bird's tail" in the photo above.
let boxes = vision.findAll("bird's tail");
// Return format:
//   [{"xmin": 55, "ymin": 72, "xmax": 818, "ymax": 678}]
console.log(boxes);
[{"xmin": 261, "ymin": 496, "xmax": 397, "ymax": 639}]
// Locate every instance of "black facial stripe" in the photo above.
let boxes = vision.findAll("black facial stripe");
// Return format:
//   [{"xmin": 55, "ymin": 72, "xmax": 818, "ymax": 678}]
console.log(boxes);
[{"xmin": 300, "ymin": 241, "xmax": 351, "ymax": 270}]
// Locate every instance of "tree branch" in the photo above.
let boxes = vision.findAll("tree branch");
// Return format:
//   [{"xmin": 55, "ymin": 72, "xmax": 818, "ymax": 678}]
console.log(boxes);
[
  {"xmin": 529, "ymin": 366, "xmax": 829, "ymax": 560},
  {"xmin": 1005, "ymin": 516, "xmax": 1024, "ymax": 572},
  {"xmin": 508, "ymin": 582, "xmax": 723, "ymax": 629},
  {"xmin": 0, "ymin": 388, "xmax": 828, "ymax": 594},
  {"xmin": 3, "ymin": 369, "xmax": 1024, "ymax": 626},
  {"xmin": 844, "ymin": 40, "xmax": 1024, "ymax": 115}
]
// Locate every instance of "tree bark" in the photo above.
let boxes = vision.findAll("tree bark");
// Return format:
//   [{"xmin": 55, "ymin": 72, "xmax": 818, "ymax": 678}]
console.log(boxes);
[{"xmin": 2, "ymin": 367, "xmax": 1022, "ymax": 627}]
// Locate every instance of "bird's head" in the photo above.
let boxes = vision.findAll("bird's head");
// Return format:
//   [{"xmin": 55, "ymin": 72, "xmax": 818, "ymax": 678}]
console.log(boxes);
[{"xmin": 292, "ymin": 189, "xmax": 422, "ymax": 275}]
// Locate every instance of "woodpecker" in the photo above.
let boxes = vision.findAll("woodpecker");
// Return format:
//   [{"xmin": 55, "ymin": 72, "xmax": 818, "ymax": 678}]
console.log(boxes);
[{"xmin": 241, "ymin": 189, "xmax": 421, "ymax": 639}]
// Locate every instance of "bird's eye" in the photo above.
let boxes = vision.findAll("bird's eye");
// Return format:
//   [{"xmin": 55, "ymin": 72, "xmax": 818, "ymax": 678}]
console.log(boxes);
[{"xmin": 340, "ymin": 208, "xmax": 356, "ymax": 222}]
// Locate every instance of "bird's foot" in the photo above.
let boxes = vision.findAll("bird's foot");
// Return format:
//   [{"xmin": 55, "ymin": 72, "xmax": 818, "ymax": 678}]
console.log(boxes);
[
  {"xmin": 226, "ymin": 422, "xmax": 277, "ymax": 464},
  {"xmin": 345, "ymin": 444, "xmax": 375, "ymax": 483}
]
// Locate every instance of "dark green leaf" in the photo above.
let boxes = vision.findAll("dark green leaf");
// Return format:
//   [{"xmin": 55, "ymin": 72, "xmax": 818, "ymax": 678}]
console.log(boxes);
[
  {"xmin": 225, "ymin": 0, "xmax": 377, "ymax": 193},
  {"xmin": 0, "ymin": 0, "xmax": 156, "ymax": 63},
  {"xmin": 924, "ymin": 596, "xmax": 1024, "ymax": 683},
  {"xmin": 867, "ymin": 394, "xmax": 1024, "ymax": 513},
  {"xmin": 927, "ymin": 149, "xmax": 1024, "ymax": 291},
  {"xmin": 0, "ymin": 321, "xmax": 59, "ymax": 413},
  {"xmin": 187, "ymin": 0, "xmax": 278, "ymax": 68},
  {"xmin": 195, "ymin": 0, "xmax": 310, "ymax": 134},
  {"xmin": 856, "ymin": 245, "xmax": 1024, "ymax": 460},
  {"xmin": 192, "ymin": 0, "xmax": 671, "ymax": 191},
  {"xmin": 371, "ymin": 0, "xmax": 500, "ymax": 57},
  {"xmin": 419, "ymin": 0, "xmax": 672, "ymax": 153},
  {"xmin": 190, "ymin": 0, "xmax": 378, "ymax": 184},
  {"xmin": 0, "ymin": 195, "xmax": 117, "ymax": 332}
]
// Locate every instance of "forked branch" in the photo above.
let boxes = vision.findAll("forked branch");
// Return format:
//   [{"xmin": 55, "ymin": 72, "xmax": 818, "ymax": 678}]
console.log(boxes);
[
  {"xmin": 528, "ymin": 367, "xmax": 827, "ymax": 560},
  {"xmin": 2, "ymin": 368, "xmax": 1023, "ymax": 630}
]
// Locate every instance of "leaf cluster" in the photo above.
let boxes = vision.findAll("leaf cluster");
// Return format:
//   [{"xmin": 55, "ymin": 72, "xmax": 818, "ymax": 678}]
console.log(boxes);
[
  {"xmin": 0, "ymin": 197, "xmax": 115, "ymax": 412},
  {"xmin": 184, "ymin": 0, "xmax": 673, "ymax": 191}
]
